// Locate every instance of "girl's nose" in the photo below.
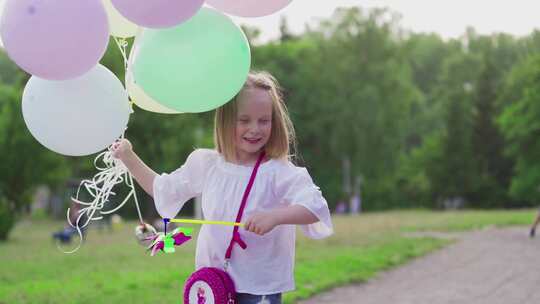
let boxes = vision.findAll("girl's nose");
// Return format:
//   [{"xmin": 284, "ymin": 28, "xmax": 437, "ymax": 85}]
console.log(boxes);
[
  {"xmin": 248, "ymin": 122, "xmax": 260, "ymax": 133},
  {"xmin": 246, "ymin": 129, "xmax": 259, "ymax": 136}
]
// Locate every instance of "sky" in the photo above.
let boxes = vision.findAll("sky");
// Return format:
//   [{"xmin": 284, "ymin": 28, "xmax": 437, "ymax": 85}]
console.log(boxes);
[
  {"xmin": 1, "ymin": 0, "xmax": 540, "ymax": 46},
  {"xmin": 231, "ymin": 0, "xmax": 540, "ymax": 42}
]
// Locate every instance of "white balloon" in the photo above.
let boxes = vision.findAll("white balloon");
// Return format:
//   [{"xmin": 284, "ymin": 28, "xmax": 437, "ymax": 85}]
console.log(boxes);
[
  {"xmin": 22, "ymin": 64, "xmax": 130, "ymax": 156},
  {"xmin": 102, "ymin": 0, "xmax": 138, "ymax": 38}
]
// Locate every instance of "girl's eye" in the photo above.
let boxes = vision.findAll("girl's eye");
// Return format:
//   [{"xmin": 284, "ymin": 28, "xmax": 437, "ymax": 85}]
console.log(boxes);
[{"xmin": 238, "ymin": 119, "xmax": 249, "ymax": 123}]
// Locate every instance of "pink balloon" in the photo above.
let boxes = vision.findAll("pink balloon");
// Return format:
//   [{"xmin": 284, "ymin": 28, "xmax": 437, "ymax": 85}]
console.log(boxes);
[
  {"xmin": 206, "ymin": 0, "xmax": 293, "ymax": 17},
  {"xmin": 0, "ymin": 0, "xmax": 109, "ymax": 80},
  {"xmin": 111, "ymin": 0, "xmax": 204, "ymax": 28}
]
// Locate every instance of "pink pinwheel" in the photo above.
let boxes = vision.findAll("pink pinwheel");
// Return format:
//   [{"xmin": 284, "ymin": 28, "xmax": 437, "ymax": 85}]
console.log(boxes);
[{"xmin": 145, "ymin": 227, "xmax": 192, "ymax": 256}]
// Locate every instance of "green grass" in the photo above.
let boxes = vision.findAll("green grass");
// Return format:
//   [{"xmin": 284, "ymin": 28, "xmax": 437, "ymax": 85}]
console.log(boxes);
[{"xmin": 0, "ymin": 209, "xmax": 534, "ymax": 303}]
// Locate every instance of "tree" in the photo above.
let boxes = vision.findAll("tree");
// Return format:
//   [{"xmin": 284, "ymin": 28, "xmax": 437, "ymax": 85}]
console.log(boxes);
[
  {"xmin": 241, "ymin": 25, "xmax": 262, "ymax": 46},
  {"xmin": 498, "ymin": 54, "xmax": 540, "ymax": 204},
  {"xmin": 401, "ymin": 33, "xmax": 461, "ymax": 149},
  {"xmin": 415, "ymin": 50, "xmax": 482, "ymax": 207},
  {"xmin": 253, "ymin": 7, "xmax": 421, "ymax": 209},
  {"xmin": 279, "ymin": 16, "xmax": 295, "ymax": 42},
  {"xmin": 470, "ymin": 52, "xmax": 513, "ymax": 207},
  {"xmin": 0, "ymin": 85, "xmax": 70, "ymax": 240}
]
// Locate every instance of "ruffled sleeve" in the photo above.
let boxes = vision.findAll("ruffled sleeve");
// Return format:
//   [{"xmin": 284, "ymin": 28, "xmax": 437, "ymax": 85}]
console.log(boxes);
[
  {"xmin": 153, "ymin": 149, "xmax": 214, "ymax": 219},
  {"xmin": 279, "ymin": 166, "xmax": 334, "ymax": 239}
]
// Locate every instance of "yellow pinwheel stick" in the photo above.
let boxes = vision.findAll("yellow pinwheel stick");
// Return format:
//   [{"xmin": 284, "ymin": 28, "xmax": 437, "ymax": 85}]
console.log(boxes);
[{"xmin": 170, "ymin": 218, "xmax": 244, "ymax": 227}]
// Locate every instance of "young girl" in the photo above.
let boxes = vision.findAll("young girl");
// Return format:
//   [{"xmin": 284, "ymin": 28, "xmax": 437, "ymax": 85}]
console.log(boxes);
[{"xmin": 112, "ymin": 71, "xmax": 333, "ymax": 304}]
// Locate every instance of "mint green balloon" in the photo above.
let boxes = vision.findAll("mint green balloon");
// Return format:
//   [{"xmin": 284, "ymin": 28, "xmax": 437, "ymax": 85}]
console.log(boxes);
[{"xmin": 130, "ymin": 7, "xmax": 251, "ymax": 113}]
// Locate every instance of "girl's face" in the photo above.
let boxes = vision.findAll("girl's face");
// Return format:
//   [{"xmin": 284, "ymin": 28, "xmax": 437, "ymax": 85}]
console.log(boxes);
[{"xmin": 234, "ymin": 88, "xmax": 273, "ymax": 164}]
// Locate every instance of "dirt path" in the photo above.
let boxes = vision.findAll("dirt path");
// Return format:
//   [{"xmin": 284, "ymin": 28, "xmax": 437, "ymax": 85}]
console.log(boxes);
[{"xmin": 299, "ymin": 227, "xmax": 540, "ymax": 304}]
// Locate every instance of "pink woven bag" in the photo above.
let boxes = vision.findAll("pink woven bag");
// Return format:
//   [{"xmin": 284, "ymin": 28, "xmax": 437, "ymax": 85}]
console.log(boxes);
[{"xmin": 183, "ymin": 152, "xmax": 265, "ymax": 304}]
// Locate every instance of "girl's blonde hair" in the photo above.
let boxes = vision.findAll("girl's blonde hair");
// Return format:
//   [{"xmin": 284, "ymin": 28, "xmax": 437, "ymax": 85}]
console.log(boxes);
[{"xmin": 214, "ymin": 71, "xmax": 296, "ymax": 162}]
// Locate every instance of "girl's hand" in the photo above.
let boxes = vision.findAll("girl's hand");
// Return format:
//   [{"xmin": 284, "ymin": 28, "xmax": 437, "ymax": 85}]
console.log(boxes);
[
  {"xmin": 111, "ymin": 138, "xmax": 133, "ymax": 161},
  {"xmin": 243, "ymin": 211, "xmax": 280, "ymax": 235}
]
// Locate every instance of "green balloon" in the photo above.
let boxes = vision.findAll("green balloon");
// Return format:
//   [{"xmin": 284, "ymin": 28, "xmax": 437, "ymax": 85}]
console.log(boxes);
[{"xmin": 130, "ymin": 7, "xmax": 251, "ymax": 113}]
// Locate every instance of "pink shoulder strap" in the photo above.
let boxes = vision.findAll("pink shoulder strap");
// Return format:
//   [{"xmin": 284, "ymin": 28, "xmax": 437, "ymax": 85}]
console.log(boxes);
[{"xmin": 224, "ymin": 151, "xmax": 266, "ymax": 260}]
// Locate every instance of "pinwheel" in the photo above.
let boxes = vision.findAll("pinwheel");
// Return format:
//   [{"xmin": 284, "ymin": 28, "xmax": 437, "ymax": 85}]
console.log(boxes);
[{"xmin": 144, "ymin": 218, "xmax": 244, "ymax": 256}]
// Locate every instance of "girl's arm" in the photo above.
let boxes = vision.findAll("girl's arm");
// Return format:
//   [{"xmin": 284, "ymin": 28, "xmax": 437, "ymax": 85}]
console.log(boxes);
[
  {"xmin": 244, "ymin": 205, "xmax": 318, "ymax": 235},
  {"xmin": 111, "ymin": 139, "xmax": 157, "ymax": 197},
  {"xmin": 273, "ymin": 205, "xmax": 318, "ymax": 225}
]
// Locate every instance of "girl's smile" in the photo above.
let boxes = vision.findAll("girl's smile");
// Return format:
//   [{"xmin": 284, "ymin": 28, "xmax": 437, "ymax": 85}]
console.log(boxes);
[{"xmin": 244, "ymin": 137, "xmax": 262, "ymax": 144}]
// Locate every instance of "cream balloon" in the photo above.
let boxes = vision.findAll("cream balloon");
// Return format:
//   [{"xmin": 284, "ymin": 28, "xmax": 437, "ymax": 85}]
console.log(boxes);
[
  {"xmin": 102, "ymin": 0, "xmax": 138, "ymax": 38},
  {"xmin": 126, "ymin": 71, "xmax": 180, "ymax": 114}
]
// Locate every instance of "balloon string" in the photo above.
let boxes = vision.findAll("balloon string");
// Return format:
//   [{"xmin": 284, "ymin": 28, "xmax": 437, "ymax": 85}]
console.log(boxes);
[
  {"xmin": 113, "ymin": 37, "xmax": 129, "ymax": 71},
  {"xmin": 130, "ymin": 173, "xmax": 145, "ymax": 225},
  {"xmin": 113, "ymin": 37, "xmax": 135, "ymax": 111},
  {"xmin": 59, "ymin": 136, "xmax": 145, "ymax": 254}
]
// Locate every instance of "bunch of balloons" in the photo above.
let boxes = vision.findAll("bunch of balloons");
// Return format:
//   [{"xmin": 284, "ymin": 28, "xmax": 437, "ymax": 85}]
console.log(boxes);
[{"xmin": 0, "ymin": 0, "xmax": 292, "ymax": 156}]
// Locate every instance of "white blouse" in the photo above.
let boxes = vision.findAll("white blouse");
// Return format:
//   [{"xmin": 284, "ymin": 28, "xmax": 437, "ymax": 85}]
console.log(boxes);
[{"xmin": 153, "ymin": 149, "xmax": 333, "ymax": 295}]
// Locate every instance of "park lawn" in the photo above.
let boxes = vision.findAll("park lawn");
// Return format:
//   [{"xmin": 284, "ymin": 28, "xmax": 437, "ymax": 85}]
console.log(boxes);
[{"xmin": 0, "ymin": 209, "xmax": 534, "ymax": 303}]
